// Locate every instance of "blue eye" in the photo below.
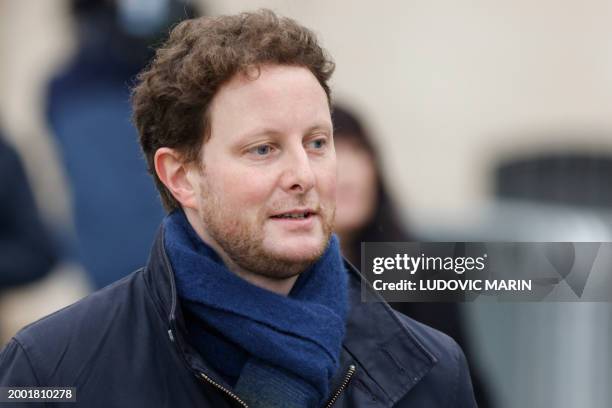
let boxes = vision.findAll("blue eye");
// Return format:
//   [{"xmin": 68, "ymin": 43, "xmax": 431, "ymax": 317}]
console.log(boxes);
[
  {"xmin": 251, "ymin": 144, "xmax": 273, "ymax": 156},
  {"xmin": 309, "ymin": 139, "xmax": 327, "ymax": 149}
]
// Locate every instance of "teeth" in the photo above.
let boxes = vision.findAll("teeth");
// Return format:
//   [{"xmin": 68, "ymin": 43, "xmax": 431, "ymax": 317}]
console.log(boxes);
[{"xmin": 278, "ymin": 213, "xmax": 307, "ymax": 219}]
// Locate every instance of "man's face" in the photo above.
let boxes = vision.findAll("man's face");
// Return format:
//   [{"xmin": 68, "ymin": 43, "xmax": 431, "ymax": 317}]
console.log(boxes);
[{"xmin": 191, "ymin": 64, "xmax": 336, "ymax": 278}]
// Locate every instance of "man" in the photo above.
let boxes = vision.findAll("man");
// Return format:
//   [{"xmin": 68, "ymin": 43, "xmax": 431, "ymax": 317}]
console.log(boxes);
[{"xmin": 0, "ymin": 10, "xmax": 476, "ymax": 407}]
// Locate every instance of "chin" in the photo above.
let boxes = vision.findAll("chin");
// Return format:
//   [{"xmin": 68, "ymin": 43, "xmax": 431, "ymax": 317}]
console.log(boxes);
[{"xmin": 263, "ymin": 233, "xmax": 328, "ymax": 262}]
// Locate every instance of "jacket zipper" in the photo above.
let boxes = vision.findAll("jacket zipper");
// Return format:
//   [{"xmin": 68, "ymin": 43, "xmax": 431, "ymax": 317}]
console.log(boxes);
[
  {"xmin": 199, "ymin": 364, "xmax": 356, "ymax": 408},
  {"xmin": 199, "ymin": 372, "xmax": 249, "ymax": 408},
  {"xmin": 323, "ymin": 364, "xmax": 356, "ymax": 408}
]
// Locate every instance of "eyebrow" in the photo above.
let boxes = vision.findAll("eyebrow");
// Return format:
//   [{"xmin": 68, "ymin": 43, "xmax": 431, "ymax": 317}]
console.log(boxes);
[
  {"xmin": 305, "ymin": 123, "xmax": 333, "ymax": 135},
  {"xmin": 237, "ymin": 123, "xmax": 333, "ymax": 143}
]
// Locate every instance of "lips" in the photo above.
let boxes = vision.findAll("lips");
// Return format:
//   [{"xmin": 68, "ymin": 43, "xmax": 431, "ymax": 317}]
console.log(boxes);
[{"xmin": 270, "ymin": 209, "xmax": 316, "ymax": 219}]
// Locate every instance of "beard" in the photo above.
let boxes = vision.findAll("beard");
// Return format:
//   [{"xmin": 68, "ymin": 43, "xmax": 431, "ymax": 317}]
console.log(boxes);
[{"xmin": 197, "ymin": 177, "xmax": 335, "ymax": 280}]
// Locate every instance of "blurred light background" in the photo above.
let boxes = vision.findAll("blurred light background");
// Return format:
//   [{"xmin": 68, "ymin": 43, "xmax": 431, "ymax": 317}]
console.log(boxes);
[{"xmin": 0, "ymin": 0, "xmax": 611, "ymax": 407}]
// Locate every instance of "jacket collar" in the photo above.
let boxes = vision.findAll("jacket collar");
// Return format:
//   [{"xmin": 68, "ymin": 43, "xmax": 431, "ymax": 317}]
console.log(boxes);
[
  {"xmin": 144, "ymin": 224, "xmax": 437, "ymax": 406},
  {"xmin": 339, "ymin": 260, "xmax": 438, "ymax": 406}
]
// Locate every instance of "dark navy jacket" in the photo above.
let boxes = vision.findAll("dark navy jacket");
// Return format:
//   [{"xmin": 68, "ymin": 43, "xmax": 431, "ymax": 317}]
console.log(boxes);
[{"xmin": 0, "ymin": 224, "xmax": 477, "ymax": 407}]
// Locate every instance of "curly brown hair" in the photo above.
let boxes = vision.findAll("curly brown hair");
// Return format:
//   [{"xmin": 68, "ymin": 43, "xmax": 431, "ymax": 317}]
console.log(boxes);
[{"xmin": 131, "ymin": 9, "xmax": 335, "ymax": 212}]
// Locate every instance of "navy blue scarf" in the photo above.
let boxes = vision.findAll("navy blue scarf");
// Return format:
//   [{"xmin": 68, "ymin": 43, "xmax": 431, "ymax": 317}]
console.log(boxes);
[{"xmin": 163, "ymin": 210, "xmax": 348, "ymax": 407}]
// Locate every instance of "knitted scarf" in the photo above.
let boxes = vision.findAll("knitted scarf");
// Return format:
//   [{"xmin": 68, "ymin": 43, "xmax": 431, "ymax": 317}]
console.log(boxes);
[{"xmin": 163, "ymin": 210, "xmax": 348, "ymax": 407}]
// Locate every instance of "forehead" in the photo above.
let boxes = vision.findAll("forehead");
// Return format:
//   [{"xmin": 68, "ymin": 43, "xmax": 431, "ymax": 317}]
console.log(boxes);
[{"xmin": 207, "ymin": 64, "xmax": 332, "ymax": 141}]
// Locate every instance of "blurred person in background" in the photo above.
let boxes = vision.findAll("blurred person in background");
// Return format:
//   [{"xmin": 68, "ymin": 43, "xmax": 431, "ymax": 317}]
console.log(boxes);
[
  {"xmin": 46, "ymin": 0, "xmax": 198, "ymax": 288},
  {"xmin": 0, "ymin": 131, "xmax": 58, "ymax": 341},
  {"xmin": 0, "ymin": 132, "xmax": 57, "ymax": 289},
  {"xmin": 333, "ymin": 104, "xmax": 494, "ymax": 407}
]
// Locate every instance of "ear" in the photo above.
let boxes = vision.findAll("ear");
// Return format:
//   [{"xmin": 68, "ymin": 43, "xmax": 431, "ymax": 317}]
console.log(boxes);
[{"xmin": 154, "ymin": 147, "xmax": 199, "ymax": 209}]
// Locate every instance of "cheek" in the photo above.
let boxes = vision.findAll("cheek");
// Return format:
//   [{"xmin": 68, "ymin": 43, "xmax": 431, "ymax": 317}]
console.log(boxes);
[
  {"xmin": 207, "ymin": 165, "xmax": 274, "ymax": 211},
  {"xmin": 338, "ymin": 154, "xmax": 374, "ymax": 197},
  {"xmin": 361, "ymin": 164, "xmax": 377, "ymax": 199},
  {"xmin": 316, "ymin": 159, "xmax": 337, "ymax": 202},
  {"xmin": 336, "ymin": 154, "xmax": 377, "ymax": 218},
  {"xmin": 359, "ymin": 166, "xmax": 378, "ymax": 217}
]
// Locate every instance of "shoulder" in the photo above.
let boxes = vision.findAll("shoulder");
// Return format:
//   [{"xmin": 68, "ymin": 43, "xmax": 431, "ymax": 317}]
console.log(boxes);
[
  {"xmin": 15, "ymin": 269, "xmax": 144, "ymax": 343},
  {"xmin": 395, "ymin": 310, "xmax": 463, "ymax": 363},
  {"xmin": 1, "ymin": 269, "xmax": 154, "ymax": 384},
  {"xmin": 393, "ymin": 310, "xmax": 477, "ymax": 407}
]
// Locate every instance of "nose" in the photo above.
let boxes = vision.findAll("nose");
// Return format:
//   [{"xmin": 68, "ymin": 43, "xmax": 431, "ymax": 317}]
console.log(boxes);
[{"xmin": 280, "ymin": 145, "xmax": 316, "ymax": 194}]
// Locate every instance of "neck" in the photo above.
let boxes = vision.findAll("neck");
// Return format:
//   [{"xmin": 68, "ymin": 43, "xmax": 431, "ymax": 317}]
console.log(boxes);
[{"xmin": 184, "ymin": 208, "xmax": 298, "ymax": 296}]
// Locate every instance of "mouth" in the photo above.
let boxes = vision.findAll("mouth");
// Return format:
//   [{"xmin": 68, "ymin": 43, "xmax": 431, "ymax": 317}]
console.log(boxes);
[{"xmin": 270, "ymin": 209, "xmax": 317, "ymax": 220}]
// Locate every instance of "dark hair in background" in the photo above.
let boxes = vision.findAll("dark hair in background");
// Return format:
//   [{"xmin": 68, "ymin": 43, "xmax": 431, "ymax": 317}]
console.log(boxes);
[
  {"xmin": 332, "ymin": 105, "xmax": 410, "ymax": 265},
  {"xmin": 132, "ymin": 9, "xmax": 335, "ymax": 212}
]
